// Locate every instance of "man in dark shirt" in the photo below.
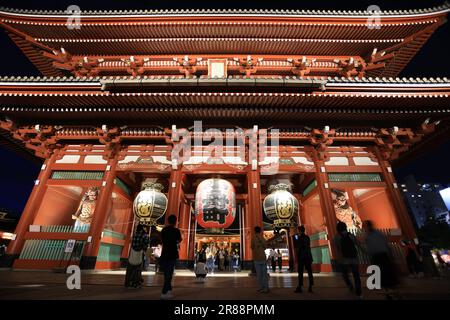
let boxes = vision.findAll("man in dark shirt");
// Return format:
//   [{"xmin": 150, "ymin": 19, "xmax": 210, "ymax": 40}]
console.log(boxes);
[
  {"xmin": 293, "ymin": 225, "xmax": 314, "ymax": 293},
  {"xmin": 160, "ymin": 214, "xmax": 182, "ymax": 299}
]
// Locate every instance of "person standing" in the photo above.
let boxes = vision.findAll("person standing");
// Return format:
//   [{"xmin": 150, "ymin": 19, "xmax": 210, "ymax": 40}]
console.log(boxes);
[
  {"xmin": 124, "ymin": 224, "xmax": 149, "ymax": 288},
  {"xmin": 363, "ymin": 220, "xmax": 399, "ymax": 299},
  {"xmin": 206, "ymin": 250, "xmax": 215, "ymax": 274},
  {"xmin": 294, "ymin": 225, "xmax": 314, "ymax": 293},
  {"xmin": 277, "ymin": 249, "xmax": 283, "ymax": 271},
  {"xmin": 218, "ymin": 249, "xmax": 225, "ymax": 271},
  {"xmin": 251, "ymin": 226, "xmax": 269, "ymax": 293},
  {"xmin": 195, "ymin": 252, "xmax": 208, "ymax": 283},
  {"xmin": 153, "ymin": 243, "xmax": 162, "ymax": 273},
  {"xmin": 160, "ymin": 215, "xmax": 182, "ymax": 300},
  {"xmin": 231, "ymin": 250, "xmax": 238, "ymax": 271},
  {"xmin": 224, "ymin": 250, "xmax": 229, "ymax": 271},
  {"xmin": 269, "ymin": 248, "xmax": 277, "ymax": 272},
  {"xmin": 333, "ymin": 221, "xmax": 363, "ymax": 298}
]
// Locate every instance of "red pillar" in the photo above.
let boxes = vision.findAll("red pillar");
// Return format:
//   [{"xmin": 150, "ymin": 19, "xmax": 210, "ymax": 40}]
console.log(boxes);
[
  {"xmin": 81, "ymin": 154, "xmax": 118, "ymax": 269},
  {"xmin": 248, "ymin": 170, "xmax": 263, "ymax": 229},
  {"xmin": 120, "ymin": 207, "xmax": 135, "ymax": 262},
  {"xmin": 243, "ymin": 202, "xmax": 253, "ymax": 262},
  {"xmin": 178, "ymin": 201, "xmax": 191, "ymax": 261},
  {"xmin": 312, "ymin": 149, "xmax": 338, "ymax": 261},
  {"xmin": 374, "ymin": 147, "xmax": 417, "ymax": 241},
  {"xmin": 166, "ymin": 170, "xmax": 183, "ymax": 224},
  {"xmin": 188, "ymin": 205, "xmax": 196, "ymax": 261},
  {"xmin": 6, "ymin": 151, "xmax": 58, "ymax": 259},
  {"xmin": 244, "ymin": 170, "xmax": 262, "ymax": 268}
]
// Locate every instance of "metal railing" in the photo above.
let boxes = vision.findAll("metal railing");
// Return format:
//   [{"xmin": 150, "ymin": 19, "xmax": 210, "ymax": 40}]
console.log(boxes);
[
  {"xmin": 19, "ymin": 239, "xmax": 85, "ymax": 261},
  {"xmin": 40, "ymin": 225, "xmax": 90, "ymax": 233}
]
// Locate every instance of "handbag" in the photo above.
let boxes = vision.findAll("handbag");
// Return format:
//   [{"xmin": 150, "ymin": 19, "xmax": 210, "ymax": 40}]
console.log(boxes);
[{"xmin": 129, "ymin": 248, "xmax": 143, "ymax": 266}]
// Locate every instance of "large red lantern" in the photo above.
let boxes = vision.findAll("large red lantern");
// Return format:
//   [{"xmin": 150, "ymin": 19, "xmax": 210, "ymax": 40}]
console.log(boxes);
[{"xmin": 195, "ymin": 178, "xmax": 236, "ymax": 230}]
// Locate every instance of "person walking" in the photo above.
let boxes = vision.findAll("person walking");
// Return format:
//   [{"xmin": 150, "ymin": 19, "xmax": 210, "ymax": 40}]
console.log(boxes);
[
  {"xmin": 294, "ymin": 225, "xmax": 314, "ymax": 293},
  {"xmin": 160, "ymin": 215, "xmax": 182, "ymax": 300},
  {"xmin": 251, "ymin": 226, "xmax": 269, "ymax": 293},
  {"xmin": 124, "ymin": 224, "xmax": 149, "ymax": 288},
  {"xmin": 333, "ymin": 221, "xmax": 363, "ymax": 299},
  {"xmin": 206, "ymin": 250, "xmax": 215, "ymax": 274},
  {"xmin": 277, "ymin": 249, "xmax": 283, "ymax": 271},
  {"xmin": 269, "ymin": 248, "xmax": 277, "ymax": 272},
  {"xmin": 363, "ymin": 220, "xmax": 400, "ymax": 299}
]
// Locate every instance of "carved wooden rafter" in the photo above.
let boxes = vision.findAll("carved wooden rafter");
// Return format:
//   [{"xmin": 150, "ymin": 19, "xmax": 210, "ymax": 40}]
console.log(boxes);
[
  {"xmin": 374, "ymin": 123, "xmax": 437, "ymax": 161},
  {"xmin": 309, "ymin": 128, "xmax": 335, "ymax": 160},
  {"xmin": 0, "ymin": 122, "xmax": 440, "ymax": 163},
  {"xmin": 235, "ymin": 55, "xmax": 262, "ymax": 77},
  {"xmin": 96, "ymin": 126, "xmax": 121, "ymax": 159},
  {"xmin": 288, "ymin": 56, "xmax": 315, "ymax": 77},
  {"xmin": 122, "ymin": 56, "xmax": 146, "ymax": 77},
  {"xmin": 175, "ymin": 56, "xmax": 200, "ymax": 77},
  {"xmin": 334, "ymin": 57, "xmax": 365, "ymax": 78},
  {"xmin": 0, "ymin": 120, "xmax": 61, "ymax": 158}
]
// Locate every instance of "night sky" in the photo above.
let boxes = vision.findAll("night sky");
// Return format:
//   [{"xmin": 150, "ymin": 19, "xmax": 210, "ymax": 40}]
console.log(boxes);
[{"xmin": 0, "ymin": 0, "xmax": 449, "ymax": 217}]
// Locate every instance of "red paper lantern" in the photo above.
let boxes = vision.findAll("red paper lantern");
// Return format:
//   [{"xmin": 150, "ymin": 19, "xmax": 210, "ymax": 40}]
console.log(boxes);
[{"xmin": 195, "ymin": 179, "xmax": 236, "ymax": 229}]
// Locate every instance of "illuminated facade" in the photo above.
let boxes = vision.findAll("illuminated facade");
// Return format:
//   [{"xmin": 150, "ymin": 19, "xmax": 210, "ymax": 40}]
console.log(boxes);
[{"xmin": 0, "ymin": 5, "xmax": 450, "ymax": 271}]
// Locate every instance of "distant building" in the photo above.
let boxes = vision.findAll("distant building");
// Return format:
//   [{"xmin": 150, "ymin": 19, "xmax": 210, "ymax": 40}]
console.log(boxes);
[
  {"xmin": 400, "ymin": 175, "xmax": 450, "ymax": 229},
  {"xmin": 0, "ymin": 209, "xmax": 18, "ymax": 232}
]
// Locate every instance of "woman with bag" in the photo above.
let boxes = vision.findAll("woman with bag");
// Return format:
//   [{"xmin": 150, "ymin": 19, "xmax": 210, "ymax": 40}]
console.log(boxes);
[{"xmin": 125, "ymin": 224, "xmax": 149, "ymax": 288}]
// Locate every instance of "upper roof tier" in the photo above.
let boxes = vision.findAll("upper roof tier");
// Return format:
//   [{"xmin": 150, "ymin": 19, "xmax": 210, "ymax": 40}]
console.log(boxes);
[{"xmin": 0, "ymin": 4, "xmax": 448, "ymax": 78}]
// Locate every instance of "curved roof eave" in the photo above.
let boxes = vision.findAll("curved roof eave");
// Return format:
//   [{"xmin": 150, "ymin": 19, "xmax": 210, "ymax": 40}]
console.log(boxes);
[{"xmin": 0, "ymin": 4, "xmax": 449, "ymax": 20}]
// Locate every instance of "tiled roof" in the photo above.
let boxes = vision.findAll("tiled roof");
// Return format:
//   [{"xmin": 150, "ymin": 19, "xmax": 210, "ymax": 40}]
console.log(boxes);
[
  {"xmin": 0, "ymin": 3, "xmax": 449, "ymax": 17},
  {"xmin": 0, "ymin": 75, "xmax": 448, "ymax": 85}
]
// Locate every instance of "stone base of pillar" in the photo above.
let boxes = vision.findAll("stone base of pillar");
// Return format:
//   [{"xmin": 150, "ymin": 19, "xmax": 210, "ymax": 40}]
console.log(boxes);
[
  {"xmin": 79, "ymin": 256, "xmax": 97, "ymax": 269},
  {"xmin": 0, "ymin": 253, "xmax": 19, "ymax": 268}
]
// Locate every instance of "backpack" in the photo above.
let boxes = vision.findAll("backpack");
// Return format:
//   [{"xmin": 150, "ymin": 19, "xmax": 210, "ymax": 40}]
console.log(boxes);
[{"xmin": 340, "ymin": 233, "xmax": 358, "ymax": 259}]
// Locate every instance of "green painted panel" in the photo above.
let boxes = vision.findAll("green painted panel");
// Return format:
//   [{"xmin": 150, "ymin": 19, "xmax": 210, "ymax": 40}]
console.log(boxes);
[
  {"xmin": 114, "ymin": 178, "xmax": 131, "ymax": 196},
  {"xmin": 328, "ymin": 173, "xmax": 382, "ymax": 182},
  {"xmin": 51, "ymin": 170, "xmax": 104, "ymax": 180},
  {"xmin": 102, "ymin": 229, "xmax": 126, "ymax": 240},
  {"xmin": 40, "ymin": 225, "xmax": 89, "ymax": 233},
  {"xmin": 309, "ymin": 231, "xmax": 327, "ymax": 241},
  {"xmin": 311, "ymin": 246, "xmax": 331, "ymax": 264},
  {"xmin": 97, "ymin": 243, "xmax": 123, "ymax": 262},
  {"xmin": 302, "ymin": 179, "xmax": 317, "ymax": 197}
]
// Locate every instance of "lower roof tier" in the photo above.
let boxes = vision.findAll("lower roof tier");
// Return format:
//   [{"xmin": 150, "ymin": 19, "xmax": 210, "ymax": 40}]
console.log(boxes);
[{"xmin": 0, "ymin": 76, "xmax": 449, "ymax": 127}]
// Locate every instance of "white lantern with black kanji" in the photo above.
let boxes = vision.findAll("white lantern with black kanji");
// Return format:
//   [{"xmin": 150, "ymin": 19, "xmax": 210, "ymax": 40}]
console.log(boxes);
[
  {"xmin": 263, "ymin": 183, "xmax": 299, "ymax": 228},
  {"xmin": 133, "ymin": 182, "xmax": 168, "ymax": 225}
]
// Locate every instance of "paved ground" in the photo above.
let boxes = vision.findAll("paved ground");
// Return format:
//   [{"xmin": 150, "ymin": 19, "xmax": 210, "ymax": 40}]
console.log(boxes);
[{"xmin": 0, "ymin": 268, "xmax": 449, "ymax": 300}]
